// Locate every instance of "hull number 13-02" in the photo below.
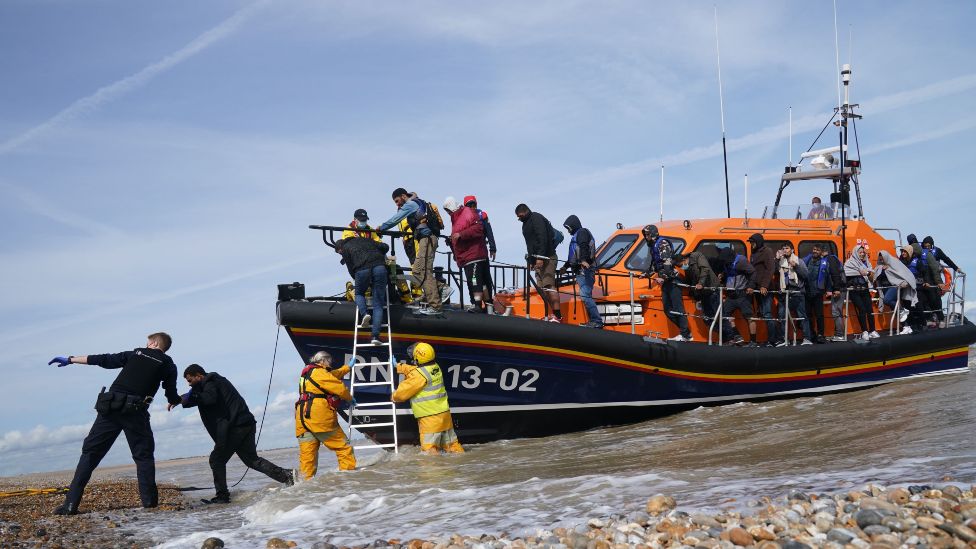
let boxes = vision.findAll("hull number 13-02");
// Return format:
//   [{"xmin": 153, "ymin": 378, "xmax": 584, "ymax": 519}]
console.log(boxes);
[{"xmin": 446, "ymin": 364, "xmax": 539, "ymax": 392}]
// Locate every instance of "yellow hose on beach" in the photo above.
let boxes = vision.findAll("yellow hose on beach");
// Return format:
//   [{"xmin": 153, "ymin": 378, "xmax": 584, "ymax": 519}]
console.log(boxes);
[{"xmin": 0, "ymin": 487, "xmax": 68, "ymax": 498}]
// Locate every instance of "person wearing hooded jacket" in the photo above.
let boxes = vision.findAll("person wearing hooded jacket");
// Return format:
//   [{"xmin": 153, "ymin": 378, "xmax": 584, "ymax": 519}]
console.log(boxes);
[
  {"xmin": 464, "ymin": 195, "xmax": 497, "ymax": 305},
  {"xmin": 919, "ymin": 235, "xmax": 962, "ymax": 273},
  {"xmin": 772, "ymin": 242, "xmax": 811, "ymax": 345},
  {"xmin": 718, "ymin": 247, "xmax": 757, "ymax": 345},
  {"xmin": 844, "ymin": 244, "xmax": 880, "ymax": 339},
  {"xmin": 877, "ymin": 249, "xmax": 920, "ymax": 334},
  {"xmin": 181, "ymin": 364, "xmax": 293, "ymax": 504},
  {"xmin": 640, "ymin": 224, "xmax": 692, "ymax": 341},
  {"xmin": 674, "ymin": 251, "xmax": 719, "ymax": 334},
  {"xmin": 747, "ymin": 234, "xmax": 776, "ymax": 345},
  {"xmin": 906, "ymin": 243, "xmax": 942, "ymax": 325},
  {"xmin": 560, "ymin": 215, "xmax": 602, "ymax": 328},
  {"xmin": 444, "ymin": 197, "xmax": 490, "ymax": 313},
  {"xmin": 295, "ymin": 351, "xmax": 356, "ymax": 478}
]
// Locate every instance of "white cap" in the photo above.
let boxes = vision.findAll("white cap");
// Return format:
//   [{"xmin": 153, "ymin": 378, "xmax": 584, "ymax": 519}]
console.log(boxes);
[{"xmin": 443, "ymin": 196, "xmax": 459, "ymax": 213}]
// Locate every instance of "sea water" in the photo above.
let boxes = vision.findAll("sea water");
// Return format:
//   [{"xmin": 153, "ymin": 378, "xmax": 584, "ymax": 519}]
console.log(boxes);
[{"xmin": 141, "ymin": 356, "xmax": 975, "ymax": 547}]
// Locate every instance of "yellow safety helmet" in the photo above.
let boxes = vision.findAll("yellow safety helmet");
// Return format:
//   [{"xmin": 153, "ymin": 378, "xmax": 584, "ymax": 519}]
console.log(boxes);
[{"xmin": 406, "ymin": 342, "xmax": 436, "ymax": 365}]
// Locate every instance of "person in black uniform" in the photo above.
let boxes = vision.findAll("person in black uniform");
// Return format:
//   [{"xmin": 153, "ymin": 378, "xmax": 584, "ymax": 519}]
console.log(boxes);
[
  {"xmin": 178, "ymin": 364, "xmax": 293, "ymax": 504},
  {"xmin": 48, "ymin": 332, "xmax": 182, "ymax": 515}
]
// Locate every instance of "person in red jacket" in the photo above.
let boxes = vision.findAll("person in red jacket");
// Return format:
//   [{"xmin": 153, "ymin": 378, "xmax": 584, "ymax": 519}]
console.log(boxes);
[{"xmin": 444, "ymin": 197, "xmax": 490, "ymax": 313}]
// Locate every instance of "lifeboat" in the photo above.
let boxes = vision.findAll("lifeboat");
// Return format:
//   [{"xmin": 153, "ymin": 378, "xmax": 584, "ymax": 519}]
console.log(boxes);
[{"xmin": 277, "ymin": 67, "xmax": 975, "ymax": 447}]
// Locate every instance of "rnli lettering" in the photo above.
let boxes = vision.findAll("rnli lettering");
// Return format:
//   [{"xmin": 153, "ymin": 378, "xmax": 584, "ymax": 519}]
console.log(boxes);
[{"xmin": 446, "ymin": 365, "xmax": 539, "ymax": 392}]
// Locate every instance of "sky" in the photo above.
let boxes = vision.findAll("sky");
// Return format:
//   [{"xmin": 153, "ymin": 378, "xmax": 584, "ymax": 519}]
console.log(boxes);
[{"xmin": 1, "ymin": 0, "xmax": 974, "ymax": 476}]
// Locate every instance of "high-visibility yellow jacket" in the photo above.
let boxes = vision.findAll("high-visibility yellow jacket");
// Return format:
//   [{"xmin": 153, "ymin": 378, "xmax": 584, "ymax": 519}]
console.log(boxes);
[
  {"xmin": 392, "ymin": 362, "xmax": 449, "ymax": 418},
  {"xmin": 295, "ymin": 365, "xmax": 351, "ymax": 436}
]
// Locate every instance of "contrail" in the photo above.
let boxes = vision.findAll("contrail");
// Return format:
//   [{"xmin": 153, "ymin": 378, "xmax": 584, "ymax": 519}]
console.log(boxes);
[{"xmin": 0, "ymin": 0, "xmax": 269, "ymax": 156}]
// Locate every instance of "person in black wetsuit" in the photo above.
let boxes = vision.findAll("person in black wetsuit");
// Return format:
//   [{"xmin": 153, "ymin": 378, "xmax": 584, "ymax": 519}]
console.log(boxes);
[
  {"xmin": 179, "ymin": 364, "xmax": 293, "ymax": 504},
  {"xmin": 48, "ymin": 332, "xmax": 182, "ymax": 515}
]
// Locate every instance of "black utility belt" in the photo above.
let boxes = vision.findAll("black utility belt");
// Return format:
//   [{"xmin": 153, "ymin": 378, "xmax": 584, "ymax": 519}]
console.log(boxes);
[{"xmin": 94, "ymin": 389, "xmax": 152, "ymax": 415}]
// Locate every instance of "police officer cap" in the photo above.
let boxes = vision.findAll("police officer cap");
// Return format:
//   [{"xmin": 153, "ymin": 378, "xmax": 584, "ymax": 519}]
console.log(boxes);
[
  {"xmin": 354, "ymin": 209, "xmax": 369, "ymax": 222},
  {"xmin": 642, "ymin": 225, "xmax": 659, "ymax": 238}
]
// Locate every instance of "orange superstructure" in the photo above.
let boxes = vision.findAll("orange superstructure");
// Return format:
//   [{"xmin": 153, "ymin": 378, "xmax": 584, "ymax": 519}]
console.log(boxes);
[{"xmin": 493, "ymin": 216, "xmax": 900, "ymax": 342}]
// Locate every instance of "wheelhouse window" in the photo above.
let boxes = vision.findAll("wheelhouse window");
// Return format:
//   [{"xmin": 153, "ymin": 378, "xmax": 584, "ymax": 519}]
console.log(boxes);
[
  {"xmin": 595, "ymin": 234, "xmax": 638, "ymax": 269},
  {"xmin": 624, "ymin": 237, "xmax": 686, "ymax": 272},
  {"xmin": 798, "ymin": 240, "xmax": 838, "ymax": 258}
]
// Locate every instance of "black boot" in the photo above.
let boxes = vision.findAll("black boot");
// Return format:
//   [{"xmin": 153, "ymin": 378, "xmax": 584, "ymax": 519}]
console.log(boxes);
[
  {"xmin": 201, "ymin": 494, "xmax": 231, "ymax": 504},
  {"xmin": 53, "ymin": 501, "xmax": 78, "ymax": 516}
]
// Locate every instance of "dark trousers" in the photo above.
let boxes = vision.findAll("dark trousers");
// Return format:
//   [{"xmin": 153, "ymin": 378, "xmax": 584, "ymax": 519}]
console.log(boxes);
[
  {"xmin": 918, "ymin": 286, "xmax": 943, "ymax": 321},
  {"xmin": 661, "ymin": 280, "xmax": 690, "ymax": 338},
  {"xmin": 721, "ymin": 293, "xmax": 753, "ymax": 340},
  {"xmin": 210, "ymin": 424, "xmax": 289, "ymax": 499},
  {"xmin": 354, "ymin": 264, "xmax": 387, "ymax": 339},
  {"xmin": 66, "ymin": 410, "xmax": 157, "ymax": 508},
  {"xmin": 755, "ymin": 293, "xmax": 775, "ymax": 341},
  {"xmin": 849, "ymin": 289, "xmax": 876, "ymax": 332},
  {"xmin": 805, "ymin": 292, "xmax": 826, "ymax": 338},
  {"xmin": 463, "ymin": 260, "xmax": 494, "ymax": 306}
]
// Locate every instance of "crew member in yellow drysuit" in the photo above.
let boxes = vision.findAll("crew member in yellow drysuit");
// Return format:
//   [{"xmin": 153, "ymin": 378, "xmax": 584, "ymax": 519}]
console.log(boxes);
[
  {"xmin": 341, "ymin": 208, "xmax": 383, "ymax": 242},
  {"xmin": 295, "ymin": 351, "xmax": 356, "ymax": 478},
  {"xmin": 391, "ymin": 343, "xmax": 464, "ymax": 454}
]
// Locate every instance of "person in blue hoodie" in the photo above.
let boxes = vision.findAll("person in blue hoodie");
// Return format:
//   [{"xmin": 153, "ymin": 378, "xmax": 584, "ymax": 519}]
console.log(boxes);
[
  {"xmin": 804, "ymin": 243, "xmax": 843, "ymax": 343},
  {"xmin": 561, "ymin": 215, "xmax": 602, "ymax": 328}
]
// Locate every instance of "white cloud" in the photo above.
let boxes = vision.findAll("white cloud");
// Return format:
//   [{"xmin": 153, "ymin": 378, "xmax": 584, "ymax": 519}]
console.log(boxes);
[{"xmin": 0, "ymin": 423, "xmax": 91, "ymax": 453}]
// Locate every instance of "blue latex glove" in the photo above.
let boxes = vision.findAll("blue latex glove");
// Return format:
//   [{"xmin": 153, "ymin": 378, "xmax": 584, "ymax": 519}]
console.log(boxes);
[
  {"xmin": 347, "ymin": 357, "xmax": 357, "ymax": 368},
  {"xmin": 349, "ymin": 398, "xmax": 359, "ymax": 408},
  {"xmin": 180, "ymin": 392, "xmax": 192, "ymax": 405},
  {"xmin": 48, "ymin": 356, "xmax": 71, "ymax": 367}
]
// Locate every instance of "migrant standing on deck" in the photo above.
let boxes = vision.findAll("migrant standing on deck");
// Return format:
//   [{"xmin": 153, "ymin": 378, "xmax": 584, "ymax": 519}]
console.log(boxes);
[
  {"xmin": 380, "ymin": 189, "xmax": 444, "ymax": 314},
  {"xmin": 295, "ymin": 351, "xmax": 357, "ymax": 478},
  {"xmin": 748, "ymin": 234, "xmax": 777, "ymax": 346},
  {"xmin": 444, "ymin": 196, "xmax": 490, "ymax": 314},
  {"xmin": 465, "ymin": 195, "xmax": 497, "ymax": 309},
  {"xmin": 178, "ymin": 364, "xmax": 293, "ymax": 504},
  {"xmin": 516, "ymin": 203, "xmax": 561, "ymax": 322},
  {"xmin": 641, "ymin": 224, "xmax": 692, "ymax": 341},
  {"xmin": 48, "ymin": 332, "xmax": 182, "ymax": 515},
  {"xmin": 561, "ymin": 215, "xmax": 602, "ymax": 328},
  {"xmin": 391, "ymin": 343, "xmax": 464, "ymax": 453},
  {"xmin": 718, "ymin": 247, "xmax": 757, "ymax": 345}
]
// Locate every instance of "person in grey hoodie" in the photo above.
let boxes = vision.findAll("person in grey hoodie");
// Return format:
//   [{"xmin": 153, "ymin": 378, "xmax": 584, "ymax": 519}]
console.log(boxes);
[{"xmin": 773, "ymin": 242, "xmax": 810, "ymax": 345}]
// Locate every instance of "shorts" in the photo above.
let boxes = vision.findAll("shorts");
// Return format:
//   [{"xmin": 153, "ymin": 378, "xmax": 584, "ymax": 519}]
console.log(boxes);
[{"xmin": 533, "ymin": 256, "xmax": 557, "ymax": 289}]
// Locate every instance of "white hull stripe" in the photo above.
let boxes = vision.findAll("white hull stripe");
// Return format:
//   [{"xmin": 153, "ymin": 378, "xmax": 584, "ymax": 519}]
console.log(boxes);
[{"xmin": 354, "ymin": 367, "xmax": 970, "ymax": 416}]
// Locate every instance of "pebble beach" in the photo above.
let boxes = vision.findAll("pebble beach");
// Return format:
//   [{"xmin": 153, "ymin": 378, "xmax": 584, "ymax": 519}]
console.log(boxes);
[{"xmin": 3, "ymin": 480, "xmax": 976, "ymax": 549}]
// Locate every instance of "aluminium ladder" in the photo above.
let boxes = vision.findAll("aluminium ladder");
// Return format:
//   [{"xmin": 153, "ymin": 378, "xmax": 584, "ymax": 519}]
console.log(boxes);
[{"xmin": 346, "ymin": 285, "xmax": 399, "ymax": 453}]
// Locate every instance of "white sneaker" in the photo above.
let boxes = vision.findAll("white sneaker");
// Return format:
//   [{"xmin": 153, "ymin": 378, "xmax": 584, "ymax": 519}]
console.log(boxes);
[
  {"xmin": 899, "ymin": 326, "xmax": 913, "ymax": 335},
  {"xmin": 899, "ymin": 309, "xmax": 910, "ymax": 323},
  {"xmin": 775, "ymin": 340, "xmax": 789, "ymax": 347},
  {"xmin": 668, "ymin": 335, "xmax": 691, "ymax": 342},
  {"xmin": 831, "ymin": 335, "xmax": 847, "ymax": 342},
  {"xmin": 370, "ymin": 339, "xmax": 382, "ymax": 346},
  {"xmin": 869, "ymin": 331, "xmax": 880, "ymax": 339},
  {"xmin": 801, "ymin": 339, "xmax": 813, "ymax": 345},
  {"xmin": 861, "ymin": 331, "xmax": 870, "ymax": 340},
  {"xmin": 360, "ymin": 314, "xmax": 371, "ymax": 328}
]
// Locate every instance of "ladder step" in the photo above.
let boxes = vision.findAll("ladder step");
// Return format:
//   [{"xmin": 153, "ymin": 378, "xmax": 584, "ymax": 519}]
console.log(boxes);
[
  {"xmin": 353, "ymin": 381, "xmax": 393, "ymax": 387},
  {"xmin": 349, "ymin": 422, "xmax": 395, "ymax": 428},
  {"xmin": 352, "ymin": 401, "xmax": 396, "ymax": 408},
  {"xmin": 351, "ymin": 444, "xmax": 397, "ymax": 450},
  {"xmin": 352, "ymin": 361, "xmax": 393, "ymax": 367}
]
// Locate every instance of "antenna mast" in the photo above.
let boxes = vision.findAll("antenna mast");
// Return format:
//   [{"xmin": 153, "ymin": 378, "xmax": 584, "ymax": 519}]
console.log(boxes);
[
  {"xmin": 659, "ymin": 165, "xmax": 665, "ymax": 222},
  {"xmin": 714, "ymin": 6, "xmax": 731, "ymax": 219}
]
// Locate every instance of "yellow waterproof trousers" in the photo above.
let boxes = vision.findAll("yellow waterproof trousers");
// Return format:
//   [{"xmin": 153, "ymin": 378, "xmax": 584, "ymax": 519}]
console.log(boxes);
[
  {"xmin": 297, "ymin": 429, "xmax": 356, "ymax": 479},
  {"xmin": 417, "ymin": 412, "xmax": 464, "ymax": 454}
]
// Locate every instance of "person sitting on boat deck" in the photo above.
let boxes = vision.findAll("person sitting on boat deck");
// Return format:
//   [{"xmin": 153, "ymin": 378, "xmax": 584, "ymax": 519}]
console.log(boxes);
[
  {"xmin": 803, "ymin": 243, "xmax": 843, "ymax": 344},
  {"xmin": 391, "ymin": 343, "xmax": 464, "ymax": 454},
  {"xmin": 48, "ymin": 332, "xmax": 182, "ymax": 516},
  {"xmin": 464, "ymin": 195, "xmax": 497, "ymax": 307},
  {"xmin": 906, "ymin": 242, "xmax": 942, "ymax": 328},
  {"xmin": 179, "ymin": 364, "xmax": 293, "ymax": 504},
  {"xmin": 675, "ymin": 251, "xmax": 719, "ymax": 335},
  {"xmin": 560, "ymin": 214, "xmax": 602, "ymax": 329},
  {"xmin": 341, "ymin": 208, "xmax": 382, "ymax": 242},
  {"xmin": 878, "ymin": 249, "xmax": 920, "ymax": 334},
  {"xmin": 748, "ymin": 234, "xmax": 777, "ymax": 346},
  {"xmin": 516, "ymin": 203, "xmax": 562, "ymax": 322},
  {"xmin": 639, "ymin": 225, "xmax": 692, "ymax": 341},
  {"xmin": 443, "ymin": 196, "xmax": 490, "ymax": 314},
  {"xmin": 295, "ymin": 351, "xmax": 356, "ymax": 478},
  {"xmin": 335, "ymin": 236, "xmax": 390, "ymax": 344},
  {"xmin": 807, "ymin": 196, "xmax": 834, "ymax": 220},
  {"xmin": 379, "ymin": 188, "xmax": 444, "ymax": 315},
  {"xmin": 772, "ymin": 242, "xmax": 811, "ymax": 346},
  {"xmin": 717, "ymin": 246, "xmax": 758, "ymax": 346},
  {"xmin": 844, "ymin": 242, "xmax": 880, "ymax": 340}
]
